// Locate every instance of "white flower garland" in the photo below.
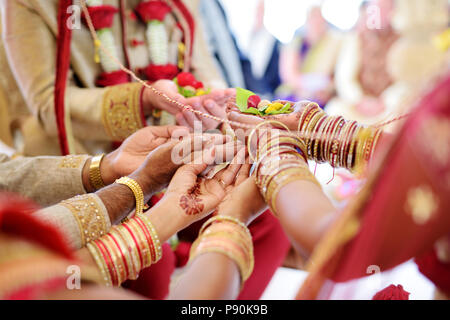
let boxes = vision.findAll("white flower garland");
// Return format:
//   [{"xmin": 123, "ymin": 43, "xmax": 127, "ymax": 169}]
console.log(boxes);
[
  {"xmin": 146, "ymin": 20, "xmax": 169, "ymax": 65},
  {"xmin": 86, "ymin": 0, "xmax": 170, "ymax": 73},
  {"xmin": 86, "ymin": 0, "xmax": 121, "ymax": 72}
]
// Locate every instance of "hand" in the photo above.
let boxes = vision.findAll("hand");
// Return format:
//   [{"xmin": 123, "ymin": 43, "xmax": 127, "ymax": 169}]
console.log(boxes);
[
  {"xmin": 142, "ymin": 79, "xmax": 186, "ymax": 115},
  {"xmin": 216, "ymin": 163, "xmax": 267, "ymax": 225},
  {"xmin": 153, "ymin": 147, "xmax": 245, "ymax": 232},
  {"xmin": 176, "ymin": 88, "xmax": 235, "ymax": 131},
  {"xmin": 128, "ymin": 133, "xmax": 231, "ymax": 199},
  {"xmin": 101, "ymin": 125, "xmax": 189, "ymax": 185},
  {"xmin": 228, "ymin": 100, "xmax": 311, "ymax": 132}
]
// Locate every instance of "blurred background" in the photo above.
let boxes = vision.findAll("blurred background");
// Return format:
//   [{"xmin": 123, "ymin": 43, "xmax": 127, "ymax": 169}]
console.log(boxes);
[
  {"xmin": 202, "ymin": 0, "xmax": 449, "ymax": 123},
  {"xmin": 200, "ymin": 0, "xmax": 449, "ymax": 299}
]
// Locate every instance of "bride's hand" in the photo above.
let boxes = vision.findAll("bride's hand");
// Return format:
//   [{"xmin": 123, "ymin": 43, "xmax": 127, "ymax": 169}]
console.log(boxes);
[
  {"xmin": 228, "ymin": 101, "xmax": 312, "ymax": 131},
  {"xmin": 175, "ymin": 89, "xmax": 235, "ymax": 131},
  {"xmin": 151, "ymin": 144, "xmax": 246, "ymax": 232},
  {"xmin": 216, "ymin": 162, "xmax": 267, "ymax": 225}
]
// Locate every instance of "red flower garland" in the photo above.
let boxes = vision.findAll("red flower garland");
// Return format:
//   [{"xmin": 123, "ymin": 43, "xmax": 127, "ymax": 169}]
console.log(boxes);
[
  {"xmin": 135, "ymin": 1, "xmax": 171, "ymax": 22},
  {"xmin": 176, "ymin": 72, "xmax": 203, "ymax": 89},
  {"xmin": 142, "ymin": 64, "xmax": 179, "ymax": 82},
  {"xmin": 96, "ymin": 70, "xmax": 130, "ymax": 87},
  {"xmin": 82, "ymin": 5, "xmax": 119, "ymax": 30},
  {"xmin": 415, "ymin": 249, "xmax": 450, "ymax": 296}
]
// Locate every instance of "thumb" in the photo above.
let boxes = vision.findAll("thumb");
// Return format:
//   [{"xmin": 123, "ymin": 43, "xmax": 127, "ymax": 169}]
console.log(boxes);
[{"xmin": 178, "ymin": 143, "xmax": 216, "ymax": 177}]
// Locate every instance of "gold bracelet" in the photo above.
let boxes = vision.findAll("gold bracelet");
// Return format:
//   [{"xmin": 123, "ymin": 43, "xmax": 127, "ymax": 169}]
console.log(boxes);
[
  {"xmin": 116, "ymin": 177, "xmax": 145, "ymax": 215},
  {"xmin": 89, "ymin": 154, "xmax": 106, "ymax": 190}
]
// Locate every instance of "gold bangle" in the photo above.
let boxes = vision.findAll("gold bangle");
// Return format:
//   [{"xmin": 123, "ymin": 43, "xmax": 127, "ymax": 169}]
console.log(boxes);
[
  {"xmin": 247, "ymin": 120, "xmax": 290, "ymax": 162},
  {"xmin": 265, "ymin": 167, "xmax": 321, "ymax": 214},
  {"xmin": 87, "ymin": 242, "xmax": 112, "ymax": 286},
  {"xmin": 138, "ymin": 214, "xmax": 163, "ymax": 263},
  {"xmin": 199, "ymin": 215, "xmax": 250, "ymax": 237},
  {"xmin": 89, "ymin": 154, "xmax": 106, "ymax": 190},
  {"xmin": 116, "ymin": 177, "xmax": 145, "ymax": 215}
]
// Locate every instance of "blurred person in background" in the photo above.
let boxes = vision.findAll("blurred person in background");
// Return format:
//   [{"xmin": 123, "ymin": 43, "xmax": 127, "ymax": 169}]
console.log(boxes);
[
  {"xmin": 200, "ymin": 0, "xmax": 283, "ymax": 98},
  {"xmin": 276, "ymin": 5, "xmax": 343, "ymax": 107},
  {"xmin": 325, "ymin": 0, "xmax": 398, "ymax": 125},
  {"xmin": 239, "ymin": 0, "xmax": 281, "ymax": 98},
  {"xmin": 326, "ymin": 0, "xmax": 448, "ymax": 128}
]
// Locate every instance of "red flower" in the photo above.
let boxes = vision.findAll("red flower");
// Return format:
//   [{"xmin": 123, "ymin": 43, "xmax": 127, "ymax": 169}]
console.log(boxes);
[
  {"xmin": 82, "ymin": 5, "xmax": 118, "ymax": 30},
  {"xmin": 142, "ymin": 64, "xmax": 179, "ymax": 82},
  {"xmin": 372, "ymin": 284, "xmax": 410, "ymax": 300},
  {"xmin": 177, "ymin": 72, "xmax": 203, "ymax": 89},
  {"xmin": 247, "ymin": 95, "xmax": 261, "ymax": 109},
  {"xmin": 96, "ymin": 70, "xmax": 130, "ymax": 87},
  {"xmin": 135, "ymin": 1, "xmax": 171, "ymax": 22},
  {"xmin": 130, "ymin": 38, "xmax": 145, "ymax": 47}
]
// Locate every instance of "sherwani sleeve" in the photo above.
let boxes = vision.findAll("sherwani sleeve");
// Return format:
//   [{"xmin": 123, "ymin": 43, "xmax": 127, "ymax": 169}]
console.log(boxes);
[
  {"xmin": 0, "ymin": 153, "xmax": 89, "ymax": 207},
  {"xmin": 33, "ymin": 193, "xmax": 111, "ymax": 250},
  {"xmin": 1, "ymin": 0, "xmax": 146, "ymax": 143}
]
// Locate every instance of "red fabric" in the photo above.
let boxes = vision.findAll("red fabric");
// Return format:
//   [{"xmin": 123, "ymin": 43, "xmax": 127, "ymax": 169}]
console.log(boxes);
[
  {"xmin": 118, "ymin": 0, "xmax": 132, "ymax": 74},
  {"xmin": 55, "ymin": 0, "xmax": 74, "ymax": 155},
  {"xmin": 142, "ymin": 64, "xmax": 179, "ymax": 81},
  {"xmin": 172, "ymin": 0, "xmax": 195, "ymax": 57},
  {"xmin": 6, "ymin": 277, "xmax": 67, "ymax": 300},
  {"xmin": 135, "ymin": 1, "xmax": 171, "ymax": 22},
  {"xmin": 415, "ymin": 248, "xmax": 450, "ymax": 296},
  {"xmin": 0, "ymin": 193, "xmax": 73, "ymax": 259},
  {"xmin": 82, "ymin": 5, "xmax": 118, "ymax": 30},
  {"xmin": 372, "ymin": 284, "xmax": 410, "ymax": 300},
  {"xmin": 174, "ymin": 241, "xmax": 191, "ymax": 267},
  {"xmin": 177, "ymin": 72, "xmax": 203, "ymax": 89},
  {"xmin": 96, "ymin": 70, "xmax": 130, "ymax": 87},
  {"xmin": 123, "ymin": 243, "xmax": 175, "ymax": 299}
]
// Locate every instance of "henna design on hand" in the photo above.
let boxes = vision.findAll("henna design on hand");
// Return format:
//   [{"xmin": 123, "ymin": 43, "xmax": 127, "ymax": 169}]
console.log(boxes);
[{"xmin": 179, "ymin": 179, "xmax": 204, "ymax": 215}]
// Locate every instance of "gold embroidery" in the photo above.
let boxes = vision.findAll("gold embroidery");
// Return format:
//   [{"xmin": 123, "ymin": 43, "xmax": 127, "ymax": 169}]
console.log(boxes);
[
  {"xmin": 102, "ymin": 83, "xmax": 145, "ymax": 141},
  {"xmin": 59, "ymin": 155, "xmax": 86, "ymax": 169},
  {"xmin": 405, "ymin": 185, "xmax": 439, "ymax": 225},
  {"xmin": 60, "ymin": 194, "xmax": 109, "ymax": 247},
  {"xmin": 417, "ymin": 117, "xmax": 450, "ymax": 167}
]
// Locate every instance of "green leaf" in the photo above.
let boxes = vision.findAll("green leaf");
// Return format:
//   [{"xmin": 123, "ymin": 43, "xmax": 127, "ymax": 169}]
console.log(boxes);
[
  {"xmin": 280, "ymin": 103, "xmax": 292, "ymax": 113},
  {"xmin": 180, "ymin": 87, "xmax": 196, "ymax": 98},
  {"xmin": 243, "ymin": 108, "xmax": 262, "ymax": 116},
  {"xmin": 236, "ymin": 87, "xmax": 256, "ymax": 112},
  {"xmin": 265, "ymin": 103, "xmax": 293, "ymax": 115}
]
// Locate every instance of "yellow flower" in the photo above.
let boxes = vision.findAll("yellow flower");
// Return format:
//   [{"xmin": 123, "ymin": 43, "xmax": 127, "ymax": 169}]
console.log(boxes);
[
  {"xmin": 196, "ymin": 89, "xmax": 206, "ymax": 96},
  {"xmin": 265, "ymin": 103, "xmax": 284, "ymax": 113}
]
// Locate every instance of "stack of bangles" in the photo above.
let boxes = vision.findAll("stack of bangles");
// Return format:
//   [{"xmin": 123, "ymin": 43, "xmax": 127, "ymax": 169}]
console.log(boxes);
[
  {"xmin": 252, "ymin": 129, "xmax": 321, "ymax": 215},
  {"xmin": 297, "ymin": 102, "xmax": 382, "ymax": 171},
  {"xmin": 189, "ymin": 216, "xmax": 254, "ymax": 286},
  {"xmin": 87, "ymin": 177, "xmax": 162, "ymax": 287}
]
